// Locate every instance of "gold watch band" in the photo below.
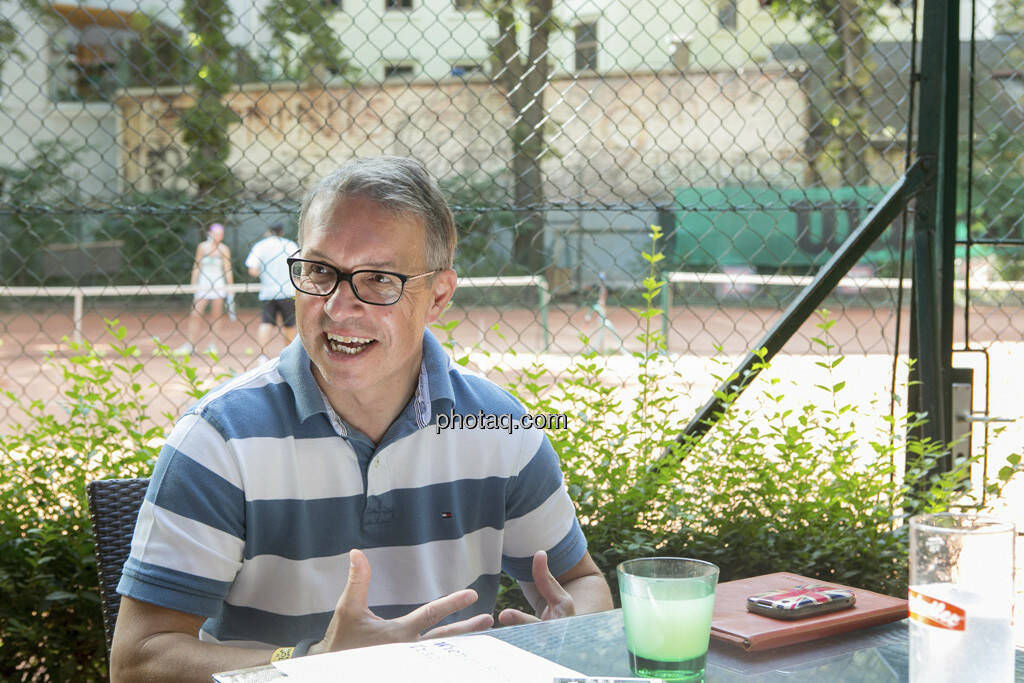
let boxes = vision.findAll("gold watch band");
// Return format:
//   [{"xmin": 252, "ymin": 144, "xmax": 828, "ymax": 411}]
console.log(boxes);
[{"xmin": 270, "ymin": 646, "xmax": 294, "ymax": 662}]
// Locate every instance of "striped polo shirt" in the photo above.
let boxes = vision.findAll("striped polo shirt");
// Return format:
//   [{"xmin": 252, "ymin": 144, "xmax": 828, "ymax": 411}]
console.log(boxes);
[{"xmin": 117, "ymin": 331, "xmax": 586, "ymax": 648}]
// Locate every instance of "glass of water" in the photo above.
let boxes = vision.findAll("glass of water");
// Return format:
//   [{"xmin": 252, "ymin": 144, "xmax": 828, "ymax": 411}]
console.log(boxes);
[{"xmin": 909, "ymin": 512, "xmax": 1016, "ymax": 682}]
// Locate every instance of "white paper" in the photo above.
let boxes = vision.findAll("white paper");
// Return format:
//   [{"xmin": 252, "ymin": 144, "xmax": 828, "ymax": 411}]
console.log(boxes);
[{"xmin": 272, "ymin": 634, "xmax": 584, "ymax": 682}]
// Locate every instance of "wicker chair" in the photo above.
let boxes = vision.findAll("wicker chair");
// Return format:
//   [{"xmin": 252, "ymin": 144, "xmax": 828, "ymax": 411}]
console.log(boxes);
[{"xmin": 86, "ymin": 477, "xmax": 150, "ymax": 655}]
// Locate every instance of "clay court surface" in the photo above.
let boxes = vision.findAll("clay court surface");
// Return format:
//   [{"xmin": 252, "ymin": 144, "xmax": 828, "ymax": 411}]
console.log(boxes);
[
  {"xmin": 2, "ymin": 301, "xmax": 894, "ymax": 411},
  {"xmin": 3, "ymin": 300, "xmax": 1024, "ymax": 461},
  {"xmin": 2, "ymin": 301, "xmax": 1023, "ymax": 410}
]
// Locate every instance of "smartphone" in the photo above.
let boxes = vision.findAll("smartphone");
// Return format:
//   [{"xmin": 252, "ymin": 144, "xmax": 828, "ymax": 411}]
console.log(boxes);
[{"xmin": 746, "ymin": 584, "xmax": 856, "ymax": 620}]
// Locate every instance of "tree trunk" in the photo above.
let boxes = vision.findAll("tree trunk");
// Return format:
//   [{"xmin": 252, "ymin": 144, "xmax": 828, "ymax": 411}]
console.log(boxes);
[
  {"xmin": 836, "ymin": 0, "xmax": 871, "ymax": 186},
  {"xmin": 180, "ymin": 0, "xmax": 236, "ymax": 204},
  {"xmin": 494, "ymin": 0, "xmax": 551, "ymax": 272}
]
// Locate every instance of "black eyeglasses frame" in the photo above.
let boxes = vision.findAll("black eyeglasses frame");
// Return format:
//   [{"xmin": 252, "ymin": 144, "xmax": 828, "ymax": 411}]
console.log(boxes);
[{"xmin": 286, "ymin": 255, "xmax": 440, "ymax": 306}]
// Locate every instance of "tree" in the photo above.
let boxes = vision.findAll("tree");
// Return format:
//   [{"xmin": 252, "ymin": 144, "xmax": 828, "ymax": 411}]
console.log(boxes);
[
  {"xmin": 765, "ymin": 0, "xmax": 891, "ymax": 186},
  {"xmin": 994, "ymin": 0, "xmax": 1024, "ymax": 32},
  {"xmin": 962, "ymin": 23, "xmax": 1024, "ymax": 279},
  {"xmin": 968, "ymin": 125, "xmax": 1024, "ymax": 236},
  {"xmin": 0, "ymin": 13, "xmax": 18, "ymax": 83},
  {"xmin": 261, "ymin": 0, "xmax": 354, "ymax": 83},
  {"xmin": 0, "ymin": 142, "xmax": 79, "ymax": 285},
  {"xmin": 178, "ymin": 0, "xmax": 239, "ymax": 206},
  {"xmin": 489, "ymin": 0, "xmax": 557, "ymax": 272},
  {"xmin": 177, "ymin": 0, "xmax": 350, "ymax": 209},
  {"xmin": 440, "ymin": 172, "xmax": 518, "ymax": 276},
  {"xmin": 0, "ymin": 0, "xmax": 39, "ymax": 99},
  {"xmin": 127, "ymin": 13, "xmax": 189, "ymax": 88}
]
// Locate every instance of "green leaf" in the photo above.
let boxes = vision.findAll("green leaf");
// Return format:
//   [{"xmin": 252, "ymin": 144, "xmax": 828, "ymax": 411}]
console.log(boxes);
[{"xmin": 44, "ymin": 591, "xmax": 78, "ymax": 602}]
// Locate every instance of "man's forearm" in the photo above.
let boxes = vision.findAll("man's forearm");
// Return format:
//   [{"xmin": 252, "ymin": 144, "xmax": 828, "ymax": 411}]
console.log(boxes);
[
  {"xmin": 562, "ymin": 573, "xmax": 614, "ymax": 615},
  {"xmin": 111, "ymin": 632, "xmax": 274, "ymax": 683}
]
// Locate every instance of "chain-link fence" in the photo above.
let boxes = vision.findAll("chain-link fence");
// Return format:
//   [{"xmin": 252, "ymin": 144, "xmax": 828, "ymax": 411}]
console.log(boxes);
[{"xmin": 1, "ymin": 0, "xmax": 1022, "ymax": 468}]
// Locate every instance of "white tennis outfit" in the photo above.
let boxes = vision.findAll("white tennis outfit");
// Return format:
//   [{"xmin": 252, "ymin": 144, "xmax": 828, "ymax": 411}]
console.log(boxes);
[{"xmin": 195, "ymin": 252, "xmax": 228, "ymax": 300}]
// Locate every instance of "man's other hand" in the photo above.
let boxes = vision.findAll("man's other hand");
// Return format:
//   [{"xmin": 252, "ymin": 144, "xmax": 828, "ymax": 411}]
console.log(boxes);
[{"xmin": 497, "ymin": 550, "xmax": 575, "ymax": 626}]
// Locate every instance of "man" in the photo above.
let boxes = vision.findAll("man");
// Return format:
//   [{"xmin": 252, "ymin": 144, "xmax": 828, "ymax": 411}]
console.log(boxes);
[
  {"xmin": 245, "ymin": 223, "xmax": 300, "ymax": 363},
  {"xmin": 110, "ymin": 156, "xmax": 612, "ymax": 681}
]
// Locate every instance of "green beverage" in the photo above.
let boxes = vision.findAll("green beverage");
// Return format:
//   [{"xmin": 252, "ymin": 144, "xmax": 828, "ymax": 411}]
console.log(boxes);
[{"xmin": 618, "ymin": 558, "xmax": 719, "ymax": 682}]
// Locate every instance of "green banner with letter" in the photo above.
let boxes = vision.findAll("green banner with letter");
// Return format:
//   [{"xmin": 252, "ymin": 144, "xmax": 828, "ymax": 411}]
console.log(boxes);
[{"xmin": 673, "ymin": 186, "xmax": 906, "ymax": 270}]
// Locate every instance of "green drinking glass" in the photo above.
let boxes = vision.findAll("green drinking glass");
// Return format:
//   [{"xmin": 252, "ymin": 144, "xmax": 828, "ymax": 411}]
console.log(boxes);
[{"xmin": 617, "ymin": 557, "xmax": 720, "ymax": 682}]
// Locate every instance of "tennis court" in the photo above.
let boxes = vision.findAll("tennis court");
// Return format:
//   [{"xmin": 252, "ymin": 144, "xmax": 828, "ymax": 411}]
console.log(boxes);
[{"xmin": 4, "ymin": 298, "xmax": 1022, "ymax": 419}]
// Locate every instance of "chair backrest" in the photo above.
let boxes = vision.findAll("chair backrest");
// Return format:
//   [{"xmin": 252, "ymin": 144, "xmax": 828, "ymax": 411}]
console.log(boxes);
[{"xmin": 86, "ymin": 477, "xmax": 150, "ymax": 655}]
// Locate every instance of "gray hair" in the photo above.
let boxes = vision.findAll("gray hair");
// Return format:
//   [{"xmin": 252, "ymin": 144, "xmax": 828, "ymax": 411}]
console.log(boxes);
[{"xmin": 298, "ymin": 156, "xmax": 456, "ymax": 270}]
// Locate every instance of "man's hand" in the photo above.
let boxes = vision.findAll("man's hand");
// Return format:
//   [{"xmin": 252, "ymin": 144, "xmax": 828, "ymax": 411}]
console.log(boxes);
[
  {"xmin": 497, "ymin": 550, "xmax": 576, "ymax": 626},
  {"xmin": 310, "ymin": 549, "xmax": 494, "ymax": 655}
]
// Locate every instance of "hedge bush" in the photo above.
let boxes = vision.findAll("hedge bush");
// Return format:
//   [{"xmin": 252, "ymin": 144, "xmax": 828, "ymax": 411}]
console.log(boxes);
[{"xmin": 0, "ymin": 322, "xmax": 212, "ymax": 681}]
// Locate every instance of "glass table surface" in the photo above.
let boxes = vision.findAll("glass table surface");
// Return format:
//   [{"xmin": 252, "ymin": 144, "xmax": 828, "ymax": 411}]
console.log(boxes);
[{"xmin": 215, "ymin": 609, "xmax": 1024, "ymax": 682}]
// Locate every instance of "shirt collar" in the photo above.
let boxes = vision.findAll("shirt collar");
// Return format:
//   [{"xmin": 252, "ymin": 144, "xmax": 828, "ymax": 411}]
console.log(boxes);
[
  {"xmin": 279, "ymin": 331, "xmax": 456, "ymax": 429},
  {"xmin": 278, "ymin": 337, "xmax": 325, "ymax": 423},
  {"xmin": 419, "ymin": 330, "xmax": 455, "ymax": 425}
]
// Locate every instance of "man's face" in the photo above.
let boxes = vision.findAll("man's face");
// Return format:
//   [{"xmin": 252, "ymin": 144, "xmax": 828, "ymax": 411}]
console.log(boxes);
[{"xmin": 295, "ymin": 195, "xmax": 455, "ymax": 406}]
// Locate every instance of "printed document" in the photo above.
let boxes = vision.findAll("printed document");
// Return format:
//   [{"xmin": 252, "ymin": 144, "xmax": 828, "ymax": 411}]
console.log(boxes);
[{"xmin": 273, "ymin": 634, "xmax": 584, "ymax": 682}]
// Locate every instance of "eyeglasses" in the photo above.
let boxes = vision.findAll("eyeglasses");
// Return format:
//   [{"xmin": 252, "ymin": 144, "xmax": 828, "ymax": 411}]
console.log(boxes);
[{"xmin": 287, "ymin": 256, "xmax": 439, "ymax": 306}]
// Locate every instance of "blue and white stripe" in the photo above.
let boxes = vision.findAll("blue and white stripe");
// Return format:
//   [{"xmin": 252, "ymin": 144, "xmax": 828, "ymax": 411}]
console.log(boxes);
[{"xmin": 118, "ymin": 332, "xmax": 586, "ymax": 648}]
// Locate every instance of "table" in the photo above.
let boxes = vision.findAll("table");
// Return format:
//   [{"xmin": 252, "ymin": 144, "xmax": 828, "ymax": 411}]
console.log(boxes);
[{"xmin": 215, "ymin": 610, "xmax": 1024, "ymax": 682}]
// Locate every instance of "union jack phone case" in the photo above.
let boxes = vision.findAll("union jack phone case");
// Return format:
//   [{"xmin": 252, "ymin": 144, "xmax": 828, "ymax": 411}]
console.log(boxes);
[{"xmin": 746, "ymin": 584, "xmax": 856, "ymax": 620}]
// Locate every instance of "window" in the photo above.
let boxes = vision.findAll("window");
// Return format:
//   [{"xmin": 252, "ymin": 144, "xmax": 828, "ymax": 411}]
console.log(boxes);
[
  {"xmin": 384, "ymin": 64, "xmax": 414, "ymax": 79},
  {"xmin": 386, "ymin": 0, "xmax": 412, "ymax": 9},
  {"xmin": 50, "ymin": 24, "xmax": 136, "ymax": 102},
  {"xmin": 718, "ymin": 0, "xmax": 737, "ymax": 30},
  {"xmin": 63, "ymin": 37, "xmax": 121, "ymax": 101},
  {"xmin": 574, "ymin": 22, "xmax": 597, "ymax": 72},
  {"xmin": 47, "ymin": 5, "xmax": 184, "ymax": 102}
]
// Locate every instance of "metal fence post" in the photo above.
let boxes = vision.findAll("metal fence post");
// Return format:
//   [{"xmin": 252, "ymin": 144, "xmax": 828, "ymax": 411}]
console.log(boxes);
[
  {"xmin": 909, "ymin": 0, "xmax": 960, "ymax": 471},
  {"xmin": 661, "ymin": 281, "xmax": 671, "ymax": 354}
]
